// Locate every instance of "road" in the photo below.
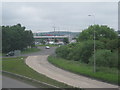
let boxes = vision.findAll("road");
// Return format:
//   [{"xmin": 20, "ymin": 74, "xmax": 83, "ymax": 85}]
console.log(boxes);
[
  {"xmin": 23, "ymin": 46, "xmax": 57, "ymax": 56},
  {"xmin": 2, "ymin": 47, "xmax": 57, "ymax": 88},
  {"xmin": 2, "ymin": 75, "xmax": 36, "ymax": 88},
  {"xmin": 2, "ymin": 46, "xmax": 119, "ymax": 88},
  {"xmin": 2, "ymin": 47, "xmax": 57, "ymax": 58},
  {"xmin": 25, "ymin": 47, "xmax": 118, "ymax": 88}
]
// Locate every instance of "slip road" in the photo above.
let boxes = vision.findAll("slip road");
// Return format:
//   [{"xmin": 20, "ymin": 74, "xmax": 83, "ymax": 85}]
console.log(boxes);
[{"xmin": 25, "ymin": 47, "xmax": 118, "ymax": 88}]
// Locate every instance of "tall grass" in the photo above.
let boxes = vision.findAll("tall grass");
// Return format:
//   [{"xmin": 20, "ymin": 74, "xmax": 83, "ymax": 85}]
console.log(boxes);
[{"xmin": 48, "ymin": 56, "xmax": 118, "ymax": 84}]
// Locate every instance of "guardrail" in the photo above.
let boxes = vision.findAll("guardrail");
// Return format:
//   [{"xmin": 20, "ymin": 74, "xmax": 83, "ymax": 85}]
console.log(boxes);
[{"xmin": 2, "ymin": 70, "xmax": 65, "ymax": 89}]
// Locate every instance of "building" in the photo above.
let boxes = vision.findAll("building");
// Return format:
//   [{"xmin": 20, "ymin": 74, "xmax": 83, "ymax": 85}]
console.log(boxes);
[{"xmin": 33, "ymin": 31, "xmax": 79, "ymax": 45}]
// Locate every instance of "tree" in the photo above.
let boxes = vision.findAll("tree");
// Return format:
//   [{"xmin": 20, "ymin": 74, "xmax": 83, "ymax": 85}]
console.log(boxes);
[
  {"xmin": 56, "ymin": 45, "xmax": 70, "ymax": 59},
  {"xmin": 78, "ymin": 25, "xmax": 118, "ymax": 42},
  {"xmin": 63, "ymin": 38, "xmax": 69, "ymax": 44},
  {"xmin": 2, "ymin": 24, "xmax": 34, "ymax": 53},
  {"xmin": 89, "ymin": 50, "xmax": 118, "ymax": 68},
  {"xmin": 55, "ymin": 25, "xmax": 119, "ymax": 68},
  {"xmin": 56, "ymin": 40, "xmax": 104, "ymax": 63},
  {"xmin": 78, "ymin": 40, "xmax": 104, "ymax": 63}
]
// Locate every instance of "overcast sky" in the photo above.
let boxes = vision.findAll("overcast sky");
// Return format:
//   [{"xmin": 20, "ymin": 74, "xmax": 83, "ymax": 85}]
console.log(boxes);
[{"xmin": 2, "ymin": 2, "xmax": 118, "ymax": 32}]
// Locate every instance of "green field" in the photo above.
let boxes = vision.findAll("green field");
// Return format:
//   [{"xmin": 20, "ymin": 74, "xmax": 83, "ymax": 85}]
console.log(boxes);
[
  {"xmin": 48, "ymin": 56, "xmax": 118, "ymax": 84},
  {"xmin": 2, "ymin": 57, "xmax": 72, "ymax": 88}
]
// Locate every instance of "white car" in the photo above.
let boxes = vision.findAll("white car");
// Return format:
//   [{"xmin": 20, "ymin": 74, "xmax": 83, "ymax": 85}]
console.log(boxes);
[{"xmin": 45, "ymin": 46, "xmax": 50, "ymax": 49}]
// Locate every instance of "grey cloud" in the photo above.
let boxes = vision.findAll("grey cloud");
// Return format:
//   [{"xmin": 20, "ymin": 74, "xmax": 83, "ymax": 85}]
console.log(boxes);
[{"xmin": 2, "ymin": 2, "xmax": 118, "ymax": 32}]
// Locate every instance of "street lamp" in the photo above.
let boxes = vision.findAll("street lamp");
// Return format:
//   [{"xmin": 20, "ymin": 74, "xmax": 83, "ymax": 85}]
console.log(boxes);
[{"xmin": 88, "ymin": 14, "xmax": 96, "ymax": 72}]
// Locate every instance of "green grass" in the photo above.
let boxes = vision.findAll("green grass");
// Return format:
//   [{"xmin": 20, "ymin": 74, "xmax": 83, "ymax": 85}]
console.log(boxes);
[
  {"xmin": 0, "ymin": 53, "xmax": 2, "ymax": 71},
  {"xmin": 21, "ymin": 48, "xmax": 40, "ymax": 54},
  {"xmin": 36, "ymin": 44, "xmax": 59, "ymax": 47},
  {"xmin": 48, "ymin": 56, "xmax": 118, "ymax": 84},
  {"xmin": 1, "ymin": 53, "xmax": 6, "ymax": 56},
  {"xmin": 0, "ymin": 60, "xmax": 1, "ymax": 71},
  {"xmin": 2, "ymin": 48, "xmax": 40, "ymax": 56},
  {"xmin": 0, "ymin": 53, "xmax": 2, "ymax": 56},
  {"xmin": 2, "ymin": 57, "xmax": 72, "ymax": 88}
]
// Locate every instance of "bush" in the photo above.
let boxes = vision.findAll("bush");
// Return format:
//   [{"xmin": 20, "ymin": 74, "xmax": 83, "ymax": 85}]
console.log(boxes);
[
  {"xmin": 80, "ymin": 40, "xmax": 104, "ymax": 63},
  {"xmin": 56, "ymin": 46, "xmax": 70, "ymax": 59},
  {"xmin": 89, "ymin": 50, "xmax": 118, "ymax": 68},
  {"xmin": 99, "ymin": 38, "xmax": 118, "ymax": 51},
  {"xmin": 56, "ymin": 40, "xmax": 105, "ymax": 64},
  {"xmin": 67, "ymin": 43, "xmax": 83, "ymax": 61},
  {"xmin": 106, "ymin": 39, "xmax": 118, "ymax": 51}
]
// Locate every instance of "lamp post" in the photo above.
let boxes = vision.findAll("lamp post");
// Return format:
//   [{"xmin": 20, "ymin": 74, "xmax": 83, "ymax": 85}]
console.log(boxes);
[{"xmin": 88, "ymin": 14, "xmax": 96, "ymax": 72}]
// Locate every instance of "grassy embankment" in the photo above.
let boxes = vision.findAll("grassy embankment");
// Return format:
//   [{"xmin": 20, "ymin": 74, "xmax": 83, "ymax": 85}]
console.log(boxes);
[
  {"xmin": 48, "ymin": 56, "xmax": 118, "ymax": 85},
  {"xmin": 21, "ymin": 48, "xmax": 40, "ymax": 54},
  {"xmin": 2, "ymin": 57, "xmax": 72, "ymax": 88}
]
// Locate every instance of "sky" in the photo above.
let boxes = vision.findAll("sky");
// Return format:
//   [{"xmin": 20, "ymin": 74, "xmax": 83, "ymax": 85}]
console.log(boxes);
[{"xmin": 2, "ymin": 2, "xmax": 118, "ymax": 32}]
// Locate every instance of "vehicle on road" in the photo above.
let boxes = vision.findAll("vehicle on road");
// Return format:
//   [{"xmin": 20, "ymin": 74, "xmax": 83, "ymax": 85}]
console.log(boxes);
[
  {"xmin": 45, "ymin": 46, "xmax": 50, "ymax": 49},
  {"xmin": 6, "ymin": 51, "xmax": 14, "ymax": 56}
]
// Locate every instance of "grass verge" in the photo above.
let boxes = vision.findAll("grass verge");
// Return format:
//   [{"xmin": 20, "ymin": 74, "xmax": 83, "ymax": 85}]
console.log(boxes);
[
  {"xmin": 2, "ymin": 57, "xmax": 72, "ymax": 88},
  {"xmin": 2, "ymin": 48, "xmax": 40, "ymax": 56},
  {"xmin": 48, "ymin": 56, "xmax": 118, "ymax": 85},
  {"xmin": 21, "ymin": 48, "xmax": 40, "ymax": 54},
  {"xmin": 36, "ymin": 44, "xmax": 59, "ymax": 47}
]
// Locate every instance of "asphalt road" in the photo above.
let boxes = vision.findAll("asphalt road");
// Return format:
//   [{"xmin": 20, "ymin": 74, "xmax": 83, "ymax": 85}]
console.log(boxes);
[
  {"xmin": 23, "ymin": 46, "xmax": 57, "ymax": 56},
  {"xmin": 2, "ymin": 46, "xmax": 57, "ymax": 88},
  {"xmin": 2, "ymin": 46, "xmax": 119, "ymax": 88},
  {"xmin": 2, "ymin": 75, "xmax": 36, "ymax": 88},
  {"xmin": 25, "ymin": 46, "xmax": 118, "ymax": 88},
  {"xmin": 2, "ymin": 46, "xmax": 57, "ymax": 58}
]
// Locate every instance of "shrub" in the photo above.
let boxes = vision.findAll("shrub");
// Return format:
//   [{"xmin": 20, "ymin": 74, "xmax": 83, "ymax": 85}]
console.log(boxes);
[
  {"xmin": 89, "ymin": 49, "xmax": 118, "ymax": 68},
  {"xmin": 78, "ymin": 40, "xmax": 104, "ymax": 63},
  {"xmin": 56, "ymin": 40, "xmax": 105, "ymax": 64},
  {"xmin": 67, "ymin": 43, "xmax": 83, "ymax": 61},
  {"xmin": 55, "ymin": 46, "xmax": 70, "ymax": 59},
  {"xmin": 106, "ymin": 39, "xmax": 118, "ymax": 51}
]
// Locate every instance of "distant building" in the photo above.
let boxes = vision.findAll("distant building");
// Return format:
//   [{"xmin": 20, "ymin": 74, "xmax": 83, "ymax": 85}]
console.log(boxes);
[
  {"xmin": 33, "ymin": 31, "xmax": 79, "ymax": 45},
  {"xmin": 70, "ymin": 40, "xmax": 77, "ymax": 44}
]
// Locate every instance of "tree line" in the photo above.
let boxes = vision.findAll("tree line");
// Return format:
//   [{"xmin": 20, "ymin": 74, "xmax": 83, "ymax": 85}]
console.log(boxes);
[
  {"xmin": 2, "ymin": 24, "xmax": 34, "ymax": 53},
  {"xmin": 56, "ymin": 25, "xmax": 119, "ymax": 68}
]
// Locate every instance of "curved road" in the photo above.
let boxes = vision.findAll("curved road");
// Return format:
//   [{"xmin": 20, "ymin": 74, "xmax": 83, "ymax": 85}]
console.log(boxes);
[
  {"xmin": 25, "ymin": 47, "xmax": 118, "ymax": 88},
  {"xmin": 2, "ymin": 47, "xmax": 57, "ymax": 88}
]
